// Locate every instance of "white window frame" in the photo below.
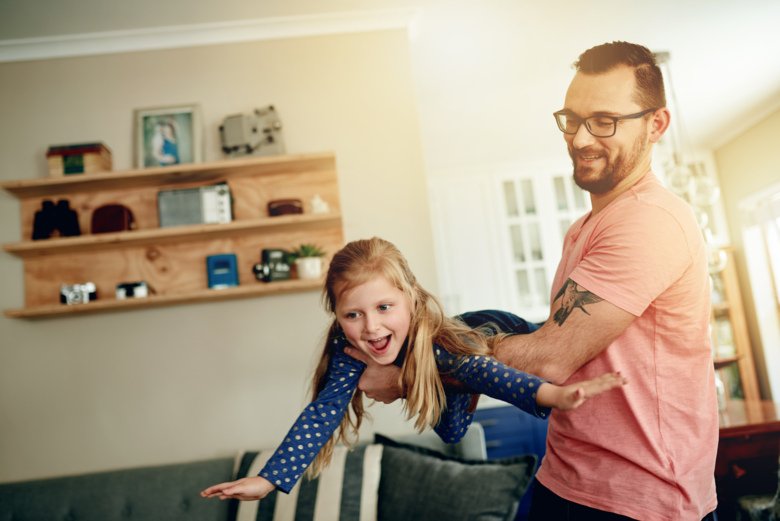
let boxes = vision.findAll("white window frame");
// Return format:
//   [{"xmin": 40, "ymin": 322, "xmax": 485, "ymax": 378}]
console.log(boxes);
[{"xmin": 427, "ymin": 159, "xmax": 588, "ymax": 323}]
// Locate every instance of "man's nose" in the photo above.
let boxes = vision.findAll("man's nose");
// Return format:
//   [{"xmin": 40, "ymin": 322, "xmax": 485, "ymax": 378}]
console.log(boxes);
[{"xmin": 571, "ymin": 121, "xmax": 596, "ymax": 149}]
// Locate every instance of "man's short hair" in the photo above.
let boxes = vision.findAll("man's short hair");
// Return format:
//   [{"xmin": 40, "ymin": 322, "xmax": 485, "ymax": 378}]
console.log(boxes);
[{"xmin": 574, "ymin": 41, "xmax": 666, "ymax": 110}]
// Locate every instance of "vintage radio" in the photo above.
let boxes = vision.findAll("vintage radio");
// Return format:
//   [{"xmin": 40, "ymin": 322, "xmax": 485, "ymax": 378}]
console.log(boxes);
[{"xmin": 157, "ymin": 182, "xmax": 233, "ymax": 227}]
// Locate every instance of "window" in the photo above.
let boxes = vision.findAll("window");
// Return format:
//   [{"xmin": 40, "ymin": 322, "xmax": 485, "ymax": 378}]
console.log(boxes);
[
  {"xmin": 428, "ymin": 160, "xmax": 587, "ymax": 323},
  {"xmin": 498, "ymin": 168, "xmax": 589, "ymax": 320},
  {"xmin": 739, "ymin": 184, "xmax": 780, "ymax": 400},
  {"xmin": 760, "ymin": 200, "xmax": 780, "ymax": 308},
  {"xmin": 743, "ymin": 188, "xmax": 780, "ymax": 312}
]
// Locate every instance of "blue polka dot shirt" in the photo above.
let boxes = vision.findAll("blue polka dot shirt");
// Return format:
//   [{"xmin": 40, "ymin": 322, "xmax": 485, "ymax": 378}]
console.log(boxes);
[{"xmin": 259, "ymin": 310, "xmax": 550, "ymax": 493}]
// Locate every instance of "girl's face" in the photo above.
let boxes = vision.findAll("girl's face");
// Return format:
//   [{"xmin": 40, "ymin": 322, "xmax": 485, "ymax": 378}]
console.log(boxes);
[{"xmin": 335, "ymin": 275, "xmax": 412, "ymax": 365}]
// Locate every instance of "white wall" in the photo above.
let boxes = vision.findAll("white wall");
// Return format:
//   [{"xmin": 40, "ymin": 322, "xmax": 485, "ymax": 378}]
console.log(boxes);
[{"xmin": 0, "ymin": 30, "xmax": 435, "ymax": 482}]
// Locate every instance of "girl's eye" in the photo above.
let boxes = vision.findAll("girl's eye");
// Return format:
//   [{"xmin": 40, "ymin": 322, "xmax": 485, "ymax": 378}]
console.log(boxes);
[
  {"xmin": 378, "ymin": 304, "xmax": 392, "ymax": 312},
  {"xmin": 344, "ymin": 312, "xmax": 360, "ymax": 319}
]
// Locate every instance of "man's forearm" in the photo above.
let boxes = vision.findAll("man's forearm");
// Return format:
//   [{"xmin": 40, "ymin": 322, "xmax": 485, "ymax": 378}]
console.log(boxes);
[
  {"xmin": 494, "ymin": 280, "xmax": 636, "ymax": 383},
  {"xmin": 493, "ymin": 325, "xmax": 576, "ymax": 384},
  {"xmin": 495, "ymin": 310, "xmax": 633, "ymax": 383}
]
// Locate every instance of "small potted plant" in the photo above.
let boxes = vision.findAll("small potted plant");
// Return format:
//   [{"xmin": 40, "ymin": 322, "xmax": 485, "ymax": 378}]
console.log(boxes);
[{"xmin": 290, "ymin": 243, "xmax": 326, "ymax": 280}]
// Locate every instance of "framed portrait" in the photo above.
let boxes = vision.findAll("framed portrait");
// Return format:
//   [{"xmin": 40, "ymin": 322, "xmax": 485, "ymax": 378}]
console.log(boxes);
[{"xmin": 134, "ymin": 104, "xmax": 202, "ymax": 168}]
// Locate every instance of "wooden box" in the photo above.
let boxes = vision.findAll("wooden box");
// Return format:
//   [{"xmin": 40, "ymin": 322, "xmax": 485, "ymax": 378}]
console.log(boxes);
[{"xmin": 46, "ymin": 142, "xmax": 112, "ymax": 177}]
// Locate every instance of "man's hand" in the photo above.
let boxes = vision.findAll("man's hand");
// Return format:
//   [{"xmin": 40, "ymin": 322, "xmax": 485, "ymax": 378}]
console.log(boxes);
[{"xmin": 344, "ymin": 347, "xmax": 404, "ymax": 403}]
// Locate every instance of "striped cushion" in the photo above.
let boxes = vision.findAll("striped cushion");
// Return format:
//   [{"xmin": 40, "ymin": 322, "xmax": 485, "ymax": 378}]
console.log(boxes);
[{"xmin": 235, "ymin": 444, "xmax": 383, "ymax": 521}]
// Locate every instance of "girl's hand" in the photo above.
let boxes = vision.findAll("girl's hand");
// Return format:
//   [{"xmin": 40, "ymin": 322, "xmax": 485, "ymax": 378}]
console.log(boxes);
[
  {"xmin": 200, "ymin": 476, "xmax": 275, "ymax": 501},
  {"xmin": 537, "ymin": 372, "xmax": 627, "ymax": 410}
]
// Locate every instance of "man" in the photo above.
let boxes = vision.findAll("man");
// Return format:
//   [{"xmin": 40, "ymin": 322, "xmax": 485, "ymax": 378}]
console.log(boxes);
[{"xmin": 346, "ymin": 41, "xmax": 718, "ymax": 520}]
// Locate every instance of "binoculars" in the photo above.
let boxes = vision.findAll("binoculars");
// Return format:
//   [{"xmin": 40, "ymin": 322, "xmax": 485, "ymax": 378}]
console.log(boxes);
[{"xmin": 32, "ymin": 199, "xmax": 81, "ymax": 240}]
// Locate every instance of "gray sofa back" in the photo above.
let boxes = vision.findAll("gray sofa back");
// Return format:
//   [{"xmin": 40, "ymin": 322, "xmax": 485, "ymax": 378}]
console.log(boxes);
[
  {"xmin": 0, "ymin": 425, "xmax": 498, "ymax": 521},
  {"xmin": 0, "ymin": 457, "xmax": 235, "ymax": 521}
]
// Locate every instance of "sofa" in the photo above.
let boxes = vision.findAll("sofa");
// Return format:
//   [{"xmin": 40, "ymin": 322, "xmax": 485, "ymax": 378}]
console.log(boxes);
[
  {"xmin": 0, "ymin": 425, "xmax": 537, "ymax": 521},
  {"xmin": 734, "ymin": 455, "xmax": 780, "ymax": 521}
]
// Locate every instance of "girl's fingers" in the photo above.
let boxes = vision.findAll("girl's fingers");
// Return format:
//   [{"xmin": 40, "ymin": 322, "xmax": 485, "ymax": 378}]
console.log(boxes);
[
  {"xmin": 201, "ymin": 480, "xmax": 240, "ymax": 498},
  {"xmin": 201, "ymin": 486, "xmax": 225, "ymax": 497}
]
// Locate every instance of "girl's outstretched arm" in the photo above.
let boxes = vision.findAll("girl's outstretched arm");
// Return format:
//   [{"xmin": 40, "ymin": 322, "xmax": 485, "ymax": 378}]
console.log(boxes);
[
  {"xmin": 439, "ymin": 348, "xmax": 626, "ymax": 417},
  {"xmin": 535, "ymin": 372, "xmax": 627, "ymax": 410},
  {"xmin": 253, "ymin": 346, "xmax": 364, "ymax": 494},
  {"xmin": 202, "ymin": 338, "xmax": 365, "ymax": 500}
]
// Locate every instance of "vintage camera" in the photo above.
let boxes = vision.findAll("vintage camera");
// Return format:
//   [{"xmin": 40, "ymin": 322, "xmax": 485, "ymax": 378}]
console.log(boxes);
[
  {"xmin": 253, "ymin": 249, "xmax": 291, "ymax": 282},
  {"xmin": 115, "ymin": 281, "xmax": 149, "ymax": 299},
  {"xmin": 60, "ymin": 282, "xmax": 97, "ymax": 305}
]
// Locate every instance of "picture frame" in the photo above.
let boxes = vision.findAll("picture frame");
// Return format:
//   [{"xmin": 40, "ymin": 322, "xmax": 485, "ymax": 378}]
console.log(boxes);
[{"xmin": 133, "ymin": 104, "xmax": 202, "ymax": 168}]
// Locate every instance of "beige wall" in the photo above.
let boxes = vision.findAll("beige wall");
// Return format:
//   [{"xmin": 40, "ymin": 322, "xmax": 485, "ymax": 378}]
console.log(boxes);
[
  {"xmin": 0, "ymin": 30, "xmax": 436, "ymax": 482},
  {"xmin": 714, "ymin": 106, "xmax": 780, "ymax": 398}
]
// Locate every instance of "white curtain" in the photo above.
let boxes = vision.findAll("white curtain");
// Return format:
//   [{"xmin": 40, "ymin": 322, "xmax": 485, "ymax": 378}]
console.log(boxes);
[
  {"xmin": 746, "ymin": 191, "xmax": 780, "ymax": 308},
  {"xmin": 740, "ymin": 185, "xmax": 780, "ymax": 400}
]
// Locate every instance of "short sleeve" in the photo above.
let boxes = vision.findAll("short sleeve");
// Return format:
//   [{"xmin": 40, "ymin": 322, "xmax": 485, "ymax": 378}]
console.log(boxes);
[{"xmin": 571, "ymin": 204, "xmax": 696, "ymax": 316}]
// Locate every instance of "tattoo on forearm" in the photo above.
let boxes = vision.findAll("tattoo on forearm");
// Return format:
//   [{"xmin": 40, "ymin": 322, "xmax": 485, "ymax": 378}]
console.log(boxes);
[{"xmin": 552, "ymin": 279, "xmax": 603, "ymax": 326}]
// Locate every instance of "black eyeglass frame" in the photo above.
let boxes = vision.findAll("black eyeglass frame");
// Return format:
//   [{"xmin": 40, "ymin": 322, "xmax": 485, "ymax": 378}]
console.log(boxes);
[{"xmin": 552, "ymin": 108, "xmax": 658, "ymax": 138}]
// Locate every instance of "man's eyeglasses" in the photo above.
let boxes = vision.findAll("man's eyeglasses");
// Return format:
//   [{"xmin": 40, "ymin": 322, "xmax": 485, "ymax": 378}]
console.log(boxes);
[{"xmin": 553, "ymin": 108, "xmax": 658, "ymax": 138}]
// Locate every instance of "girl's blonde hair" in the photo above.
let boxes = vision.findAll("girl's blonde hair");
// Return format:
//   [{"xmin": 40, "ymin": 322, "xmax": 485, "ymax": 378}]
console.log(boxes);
[{"xmin": 307, "ymin": 237, "xmax": 503, "ymax": 477}]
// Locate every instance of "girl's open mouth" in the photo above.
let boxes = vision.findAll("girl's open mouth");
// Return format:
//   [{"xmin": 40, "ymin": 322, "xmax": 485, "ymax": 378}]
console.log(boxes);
[{"xmin": 367, "ymin": 334, "xmax": 391, "ymax": 354}]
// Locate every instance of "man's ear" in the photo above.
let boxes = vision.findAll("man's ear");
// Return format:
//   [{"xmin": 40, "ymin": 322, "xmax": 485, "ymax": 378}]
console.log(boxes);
[{"xmin": 648, "ymin": 107, "xmax": 671, "ymax": 143}]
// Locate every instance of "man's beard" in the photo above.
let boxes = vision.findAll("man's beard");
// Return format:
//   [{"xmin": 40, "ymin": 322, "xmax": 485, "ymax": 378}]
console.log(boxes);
[{"xmin": 570, "ymin": 131, "xmax": 648, "ymax": 195}]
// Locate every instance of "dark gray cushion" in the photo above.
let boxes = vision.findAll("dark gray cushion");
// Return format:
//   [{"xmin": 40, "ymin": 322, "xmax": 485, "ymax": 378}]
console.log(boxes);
[
  {"xmin": 0, "ymin": 457, "xmax": 235, "ymax": 521},
  {"xmin": 375, "ymin": 434, "xmax": 537, "ymax": 521}
]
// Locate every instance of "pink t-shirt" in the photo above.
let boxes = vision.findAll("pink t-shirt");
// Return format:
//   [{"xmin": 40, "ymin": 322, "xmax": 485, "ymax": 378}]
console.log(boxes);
[{"xmin": 535, "ymin": 171, "xmax": 719, "ymax": 520}]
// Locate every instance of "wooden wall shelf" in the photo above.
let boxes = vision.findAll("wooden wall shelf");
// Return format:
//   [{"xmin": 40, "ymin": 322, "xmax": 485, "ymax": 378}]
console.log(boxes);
[
  {"xmin": 2, "ymin": 153, "xmax": 345, "ymax": 318},
  {"xmin": 4, "ymin": 278, "xmax": 324, "ymax": 319},
  {"xmin": 4, "ymin": 213, "xmax": 341, "ymax": 258},
  {"xmin": 0, "ymin": 153, "xmax": 332, "ymax": 198}
]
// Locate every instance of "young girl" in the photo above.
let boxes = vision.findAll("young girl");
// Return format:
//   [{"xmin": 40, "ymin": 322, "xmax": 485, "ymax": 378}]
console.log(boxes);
[{"xmin": 201, "ymin": 237, "xmax": 625, "ymax": 501}]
